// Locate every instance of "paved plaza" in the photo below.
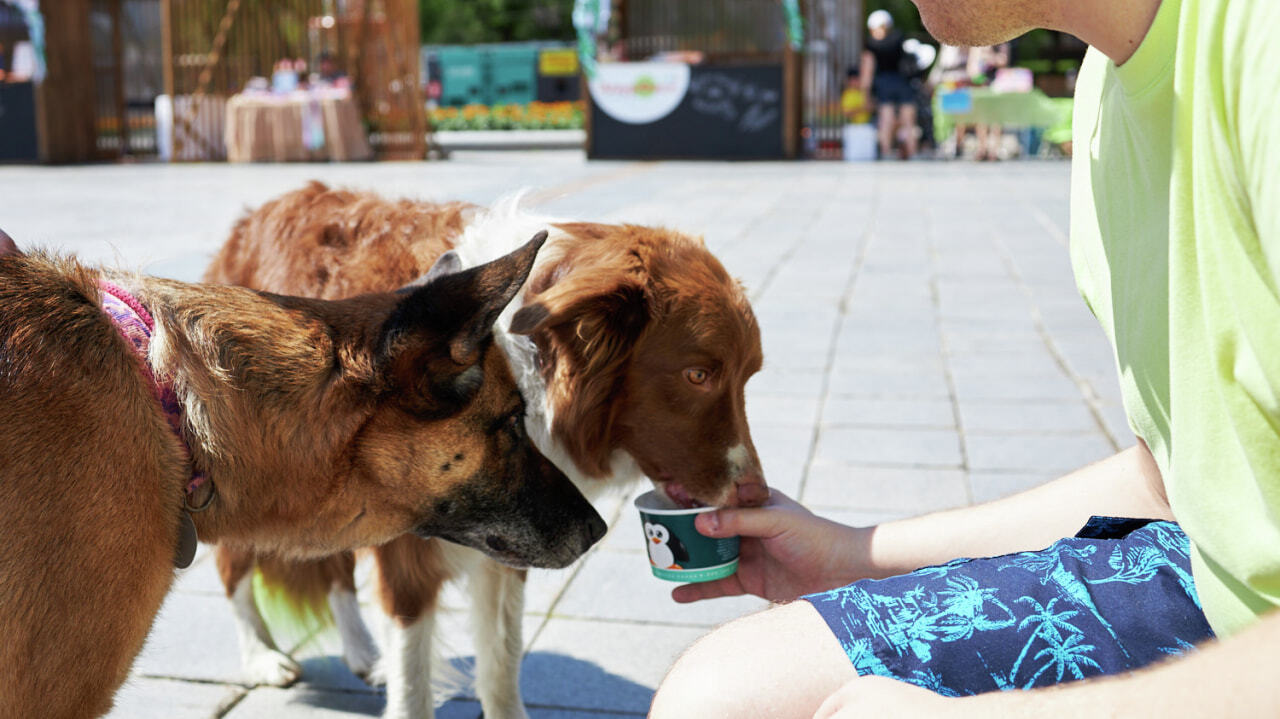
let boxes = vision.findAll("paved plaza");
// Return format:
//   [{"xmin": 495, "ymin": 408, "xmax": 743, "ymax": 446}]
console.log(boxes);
[{"xmin": 0, "ymin": 153, "xmax": 1131, "ymax": 718}]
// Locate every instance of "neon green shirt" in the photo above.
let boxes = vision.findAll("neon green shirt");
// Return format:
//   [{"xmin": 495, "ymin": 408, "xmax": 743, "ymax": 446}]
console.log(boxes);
[{"xmin": 1071, "ymin": 0, "xmax": 1280, "ymax": 637}]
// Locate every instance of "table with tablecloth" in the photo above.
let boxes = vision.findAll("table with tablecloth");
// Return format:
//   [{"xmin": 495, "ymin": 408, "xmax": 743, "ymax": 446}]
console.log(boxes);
[
  {"xmin": 934, "ymin": 87, "xmax": 1074, "ymax": 147},
  {"xmin": 224, "ymin": 90, "xmax": 372, "ymax": 162}
]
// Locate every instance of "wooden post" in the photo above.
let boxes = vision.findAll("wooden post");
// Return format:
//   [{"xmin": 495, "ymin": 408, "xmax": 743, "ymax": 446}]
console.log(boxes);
[
  {"xmin": 36, "ymin": 0, "xmax": 97, "ymax": 163},
  {"xmin": 782, "ymin": 43, "xmax": 799, "ymax": 159},
  {"xmin": 160, "ymin": 0, "xmax": 175, "ymax": 159},
  {"xmin": 403, "ymin": 0, "xmax": 427, "ymax": 159},
  {"xmin": 109, "ymin": 0, "xmax": 130, "ymax": 157}
]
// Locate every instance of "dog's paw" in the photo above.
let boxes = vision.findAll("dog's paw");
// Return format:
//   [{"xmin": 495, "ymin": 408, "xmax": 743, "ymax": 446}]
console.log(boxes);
[
  {"xmin": 361, "ymin": 658, "xmax": 388, "ymax": 688},
  {"xmin": 242, "ymin": 647, "xmax": 302, "ymax": 687}
]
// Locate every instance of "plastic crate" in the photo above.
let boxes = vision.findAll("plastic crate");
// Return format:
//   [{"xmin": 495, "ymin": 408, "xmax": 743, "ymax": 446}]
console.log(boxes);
[
  {"xmin": 487, "ymin": 46, "xmax": 537, "ymax": 106},
  {"xmin": 438, "ymin": 47, "xmax": 486, "ymax": 107}
]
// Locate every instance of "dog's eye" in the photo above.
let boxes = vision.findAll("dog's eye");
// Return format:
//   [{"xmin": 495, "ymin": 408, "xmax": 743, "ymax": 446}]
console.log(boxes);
[{"xmin": 684, "ymin": 368, "xmax": 709, "ymax": 385}]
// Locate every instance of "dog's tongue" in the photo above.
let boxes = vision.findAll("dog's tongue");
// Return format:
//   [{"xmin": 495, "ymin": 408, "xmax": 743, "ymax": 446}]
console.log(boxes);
[{"xmin": 662, "ymin": 483, "xmax": 705, "ymax": 509}]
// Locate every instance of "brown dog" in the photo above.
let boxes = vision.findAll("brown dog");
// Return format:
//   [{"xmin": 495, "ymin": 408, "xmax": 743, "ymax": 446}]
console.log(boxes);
[
  {"xmin": 206, "ymin": 182, "xmax": 768, "ymax": 718},
  {"xmin": 0, "ymin": 232, "xmax": 604, "ymax": 719}
]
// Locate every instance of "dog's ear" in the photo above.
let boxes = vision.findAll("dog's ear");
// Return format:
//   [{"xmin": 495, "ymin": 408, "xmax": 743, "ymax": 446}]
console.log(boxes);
[
  {"xmin": 0, "ymin": 228, "xmax": 21, "ymax": 258},
  {"xmin": 399, "ymin": 249, "xmax": 462, "ymax": 291},
  {"xmin": 378, "ymin": 231, "xmax": 545, "ymax": 409},
  {"xmin": 508, "ymin": 255, "xmax": 651, "ymax": 476}
]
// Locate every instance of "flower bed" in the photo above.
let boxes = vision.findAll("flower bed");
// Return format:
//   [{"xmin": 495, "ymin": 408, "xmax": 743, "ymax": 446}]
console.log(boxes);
[{"xmin": 429, "ymin": 101, "xmax": 584, "ymax": 131}]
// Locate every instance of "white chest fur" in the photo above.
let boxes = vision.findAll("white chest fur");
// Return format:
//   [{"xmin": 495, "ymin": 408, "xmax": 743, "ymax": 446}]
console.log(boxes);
[{"xmin": 447, "ymin": 200, "xmax": 646, "ymax": 503}]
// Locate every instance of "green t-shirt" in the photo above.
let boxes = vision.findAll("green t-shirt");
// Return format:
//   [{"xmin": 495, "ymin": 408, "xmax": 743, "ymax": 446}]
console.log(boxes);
[{"xmin": 1071, "ymin": 0, "xmax": 1280, "ymax": 637}]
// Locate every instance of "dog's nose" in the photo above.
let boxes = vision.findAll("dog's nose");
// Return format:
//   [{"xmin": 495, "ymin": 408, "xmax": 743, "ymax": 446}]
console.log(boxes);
[{"xmin": 582, "ymin": 513, "xmax": 607, "ymax": 552}]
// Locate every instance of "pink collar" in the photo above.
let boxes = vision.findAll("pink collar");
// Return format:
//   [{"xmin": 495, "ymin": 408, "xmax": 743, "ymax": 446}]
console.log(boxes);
[{"xmin": 99, "ymin": 279, "xmax": 212, "ymax": 511}]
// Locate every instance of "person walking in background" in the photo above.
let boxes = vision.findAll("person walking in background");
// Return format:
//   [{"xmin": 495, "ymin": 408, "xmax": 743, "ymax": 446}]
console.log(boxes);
[{"xmin": 859, "ymin": 10, "xmax": 917, "ymax": 160}]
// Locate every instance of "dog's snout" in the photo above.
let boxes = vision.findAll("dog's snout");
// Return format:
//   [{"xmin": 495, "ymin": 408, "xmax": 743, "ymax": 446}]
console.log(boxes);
[
  {"xmin": 486, "ymin": 535, "xmax": 510, "ymax": 553},
  {"xmin": 583, "ymin": 514, "xmax": 608, "ymax": 552}
]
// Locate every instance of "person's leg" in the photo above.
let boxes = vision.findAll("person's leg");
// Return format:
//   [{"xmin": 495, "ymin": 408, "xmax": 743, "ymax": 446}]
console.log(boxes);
[
  {"xmin": 987, "ymin": 124, "xmax": 1005, "ymax": 159},
  {"xmin": 877, "ymin": 104, "xmax": 896, "ymax": 159},
  {"xmin": 975, "ymin": 123, "xmax": 991, "ymax": 160},
  {"xmin": 952, "ymin": 123, "xmax": 968, "ymax": 158},
  {"xmin": 651, "ymin": 601, "xmax": 857, "ymax": 719},
  {"xmin": 900, "ymin": 103, "xmax": 919, "ymax": 159}
]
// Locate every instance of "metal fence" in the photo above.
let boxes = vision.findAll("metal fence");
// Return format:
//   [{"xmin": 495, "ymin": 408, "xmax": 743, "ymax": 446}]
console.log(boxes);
[
  {"xmin": 89, "ymin": 0, "xmax": 164, "ymax": 158},
  {"xmin": 797, "ymin": 0, "xmax": 863, "ymax": 159}
]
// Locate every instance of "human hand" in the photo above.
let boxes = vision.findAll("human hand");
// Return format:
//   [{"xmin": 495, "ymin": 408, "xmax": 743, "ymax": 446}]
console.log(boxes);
[
  {"xmin": 670, "ymin": 489, "xmax": 868, "ymax": 603},
  {"xmin": 813, "ymin": 676, "xmax": 956, "ymax": 717}
]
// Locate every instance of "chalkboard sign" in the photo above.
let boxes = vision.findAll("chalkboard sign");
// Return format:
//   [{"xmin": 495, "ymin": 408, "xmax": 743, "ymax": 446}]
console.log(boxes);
[
  {"xmin": 589, "ymin": 64, "xmax": 786, "ymax": 160},
  {"xmin": 0, "ymin": 82, "xmax": 38, "ymax": 163}
]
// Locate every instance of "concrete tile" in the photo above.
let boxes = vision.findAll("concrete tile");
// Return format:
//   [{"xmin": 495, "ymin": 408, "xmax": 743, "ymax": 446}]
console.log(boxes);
[
  {"xmin": 601, "ymin": 497, "xmax": 652, "ymax": 553},
  {"xmin": 748, "ymin": 366, "xmax": 826, "ymax": 397},
  {"xmin": 944, "ymin": 349, "xmax": 1065, "ymax": 377},
  {"xmin": 523, "ymin": 620, "xmax": 711, "ymax": 714},
  {"xmin": 551, "ymin": 550, "xmax": 768, "ymax": 626},
  {"xmin": 802, "ymin": 462, "xmax": 969, "ymax": 512},
  {"xmin": 746, "ymin": 392, "xmax": 822, "ymax": 427},
  {"xmin": 222, "ymin": 687, "xmax": 480, "ymax": 718},
  {"xmin": 958, "ymin": 399, "xmax": 1098, "ymax": 434},
  {"xmin": 530, "ymin": 709, "xmax": 646, "ymax": 718},
  {"xmin": 170, "ymin": 552, "xmax": 229, "ymax": 596},
  {"xmin": 132, "ymin": 592, "xmax": 252, "ymax": 684},
  {"xmin": 753, "ymin": 425, "xmax": 814, "ymax": 497},
  {"xmin": 1095, "ymin": 400, "xmax": 1137, "ymax": 447},
  {"xmin": 814, "ymin": 427, "xmax": 963, "ymax": 468},
  {"xmin": 831, "ymin": 351, "xmax": 946, "ymax": 374},
  {"xmin": 105, "ymin": 677, "xmax": 244, "ymax": 719},
  {"xmin": 965, "ymin": 434, "xmax": 1114, "ymax": 473},
  {"xmin": 826, "ymin": 370, "xmax": 951, "ymax": 399},
  {"xmin": 812, "ymin": 507, "xmax": 914, "ymax": 528},
  {"xmin": 951, "ymin": 369, "xmax": 1083, "ymax": 402},
  {"xmin": 822, "ymin": 397, "xmax": 955, "ymax": 429},
  {"xmin": 968, "ymin": 472, "xmax": 1057, "ymax": 503}
]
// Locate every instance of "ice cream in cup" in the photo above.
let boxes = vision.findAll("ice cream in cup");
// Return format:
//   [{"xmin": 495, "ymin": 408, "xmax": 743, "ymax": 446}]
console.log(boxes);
[{"xmin": 634, "ymin": 489, "xmax": 740, "ymax": 583}]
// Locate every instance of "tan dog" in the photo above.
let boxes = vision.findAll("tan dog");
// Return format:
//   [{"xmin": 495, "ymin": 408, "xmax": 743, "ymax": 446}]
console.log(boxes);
[
  {"xmin": 0, "ymin": 232, "xmax": 604, "ymax": 719},
  {"xmin": 205, "ymin": 183, "xmax": 768, "ymax": 718}
]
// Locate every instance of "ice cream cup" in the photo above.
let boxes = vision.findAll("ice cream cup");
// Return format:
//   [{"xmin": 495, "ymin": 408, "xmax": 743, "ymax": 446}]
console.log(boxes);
[{"xmin": 634, "ymin": 489, "xmax": 740, "ymax": 583}]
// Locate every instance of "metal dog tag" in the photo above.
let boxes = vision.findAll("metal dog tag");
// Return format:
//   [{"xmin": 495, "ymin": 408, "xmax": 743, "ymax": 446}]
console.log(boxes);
[{"xmin": 174, "ymin": 512, "xmax": 198, "ymax": 569}]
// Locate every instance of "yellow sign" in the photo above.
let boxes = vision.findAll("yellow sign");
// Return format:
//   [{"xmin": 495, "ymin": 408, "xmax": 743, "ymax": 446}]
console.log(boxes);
[{"xmin": 539, "ymin": 49, "xmax": 580, "ymax": 77}]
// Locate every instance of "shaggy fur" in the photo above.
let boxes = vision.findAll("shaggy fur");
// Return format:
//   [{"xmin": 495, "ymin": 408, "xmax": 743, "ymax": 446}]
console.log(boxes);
[
  {"xmin": 0, "ymin": 236, "xmax": 603, "ymax": 719},
  {"xmin": 204, "ymin": 182, "xmax": 767, "ymax": 718}
]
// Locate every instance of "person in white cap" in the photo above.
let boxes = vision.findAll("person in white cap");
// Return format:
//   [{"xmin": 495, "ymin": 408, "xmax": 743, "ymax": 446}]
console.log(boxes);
[{"xmin": 858, "ymin": 9, "xmax": 918, "ymax": 159}]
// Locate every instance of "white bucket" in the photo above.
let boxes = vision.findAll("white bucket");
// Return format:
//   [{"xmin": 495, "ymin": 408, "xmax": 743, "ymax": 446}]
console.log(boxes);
[{"xmin": 842, "ymin": 123, "xmax": 877, "ymax": 161}]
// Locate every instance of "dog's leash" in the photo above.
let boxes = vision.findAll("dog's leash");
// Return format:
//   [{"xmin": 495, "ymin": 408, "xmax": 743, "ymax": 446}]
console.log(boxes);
[{"xmin": 99, "ymin": 279, "xmax": 215, "ymax": 569}]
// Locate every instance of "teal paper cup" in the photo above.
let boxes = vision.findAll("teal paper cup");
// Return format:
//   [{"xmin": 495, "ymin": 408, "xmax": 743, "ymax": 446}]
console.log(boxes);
[{"xmin": 634, "ymin": 490, "xmax": 739, "ymax": 583}]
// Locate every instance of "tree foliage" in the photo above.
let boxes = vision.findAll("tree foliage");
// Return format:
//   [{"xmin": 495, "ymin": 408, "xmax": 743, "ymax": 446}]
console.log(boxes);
[{"xmin": 419, "ymin": 0, "xmax": 576, "ymax": 44}]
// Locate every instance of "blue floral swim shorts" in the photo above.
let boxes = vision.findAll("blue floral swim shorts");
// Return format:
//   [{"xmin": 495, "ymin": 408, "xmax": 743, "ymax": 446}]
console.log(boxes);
[{"xmin": 802, "ymin": 517, "xmax": 1215, "ymax": 695}]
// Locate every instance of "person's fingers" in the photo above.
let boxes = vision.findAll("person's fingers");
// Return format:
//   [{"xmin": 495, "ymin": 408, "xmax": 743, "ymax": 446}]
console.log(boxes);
[
  {"xmin": 671, "ymin": 575, "xmax": 745, "ymax": 603},
  {"xmin": 696, "ymin": 494, "xmax": 803, "ymax": 539}
]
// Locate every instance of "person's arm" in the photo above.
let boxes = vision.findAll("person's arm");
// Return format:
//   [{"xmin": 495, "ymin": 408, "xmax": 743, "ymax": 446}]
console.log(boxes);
[
  {"xmin": 859, "ymin": 50, "xmax": 875, "ymax": 95},
  {"xmin": 864, "ymin": 441, "xmax": 1169, "ymax": 578},
  {"xmin": 673, "ymin": 442, "xmax": 1170, "ymax": 602},
  {"xmin": 815, "ymin": 607, "xmax": 1280, "ymax": 717}
]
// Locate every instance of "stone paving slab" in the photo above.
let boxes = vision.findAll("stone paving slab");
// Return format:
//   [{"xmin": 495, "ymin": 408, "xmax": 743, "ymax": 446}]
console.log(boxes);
[{"xmin": 0, "ymin": 157, "xmax": 1137, "ymax": 717}]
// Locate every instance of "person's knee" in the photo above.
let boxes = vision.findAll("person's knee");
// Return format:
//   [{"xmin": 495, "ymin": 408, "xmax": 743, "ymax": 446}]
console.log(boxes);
[{"xmin": 651, "ymin": 601, "xmax": 857, "ymax": 719}]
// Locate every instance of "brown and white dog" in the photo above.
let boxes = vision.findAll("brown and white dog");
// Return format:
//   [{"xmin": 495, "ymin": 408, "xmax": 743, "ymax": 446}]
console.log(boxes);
[
  {"xmin": 0, "ymin": 232, "xmax": 605, "ymax": 719},
  {"xmin": 205, "ymin": 182, "xmax": 768, "ymax": 718}
]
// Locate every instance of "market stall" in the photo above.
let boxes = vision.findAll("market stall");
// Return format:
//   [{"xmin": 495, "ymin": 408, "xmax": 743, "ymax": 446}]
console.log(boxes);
[{"xmin": 224, "ymin": 87, "xmax": 371, "ymax": 162}]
